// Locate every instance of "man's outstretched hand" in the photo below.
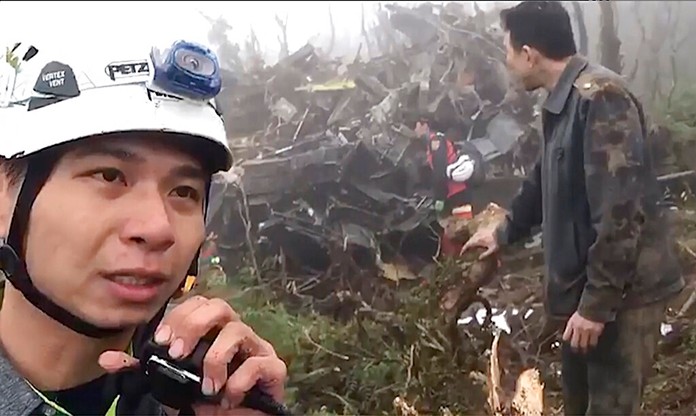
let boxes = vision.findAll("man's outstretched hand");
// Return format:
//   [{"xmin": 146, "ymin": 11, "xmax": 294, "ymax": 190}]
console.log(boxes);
[{"xmin": 460, "ymin": 227, "xmax": 500, "ymax": 260}]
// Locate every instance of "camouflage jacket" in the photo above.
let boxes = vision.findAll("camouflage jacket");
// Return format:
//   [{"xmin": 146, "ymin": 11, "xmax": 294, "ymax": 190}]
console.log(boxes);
[{"xmin": 497, "ymin": 55, "xmax": 684, "ymax": 322}]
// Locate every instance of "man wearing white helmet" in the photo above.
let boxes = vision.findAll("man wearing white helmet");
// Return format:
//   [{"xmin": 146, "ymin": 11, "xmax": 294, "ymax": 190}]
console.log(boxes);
[
  {"xmin": 0, "ymin": 41, "xmax": 287, "ymax": 415},
  {"xmin": 414, "ymin": 117, "xmax": 484, "ymax": 256}
]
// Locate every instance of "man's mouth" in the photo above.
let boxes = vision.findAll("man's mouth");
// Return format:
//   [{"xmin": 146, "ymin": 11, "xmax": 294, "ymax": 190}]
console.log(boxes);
[
  {"xmin": 107, "ymin": 275, "xmax": 164, "ymax": 286},
  {"xmin": 102, "ymin": 270, "xmax": 170, "ymax": 303}
]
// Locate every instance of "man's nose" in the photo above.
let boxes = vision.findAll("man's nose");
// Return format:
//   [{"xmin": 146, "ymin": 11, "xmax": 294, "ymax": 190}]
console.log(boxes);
[{"xmin": 120, "ymin": 189, "xmax": 175, "ymax": 252}]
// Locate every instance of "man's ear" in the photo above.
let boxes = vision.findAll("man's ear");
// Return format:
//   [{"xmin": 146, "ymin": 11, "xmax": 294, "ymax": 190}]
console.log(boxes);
[{"xmin": 521, "ymin": 45, "xmax": 538, "ymax": 67}]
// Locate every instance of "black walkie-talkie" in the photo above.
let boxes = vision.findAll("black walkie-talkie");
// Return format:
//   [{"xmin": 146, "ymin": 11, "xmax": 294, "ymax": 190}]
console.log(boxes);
[{"xmin": 140, "ymin": 329, "xmax": 291, "ymax": 416}]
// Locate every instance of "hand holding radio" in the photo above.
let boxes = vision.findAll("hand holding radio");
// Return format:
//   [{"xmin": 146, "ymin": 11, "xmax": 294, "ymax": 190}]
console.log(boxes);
[{"xmin": 99, "ymin": 295, "xmax": 289, "ymax": 415}]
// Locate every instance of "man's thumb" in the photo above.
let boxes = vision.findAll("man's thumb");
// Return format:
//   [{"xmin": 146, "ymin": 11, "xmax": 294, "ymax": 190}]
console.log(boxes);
[{"xmin": 98, "ymin": 350, "xmax": 140, "ymax": 373}]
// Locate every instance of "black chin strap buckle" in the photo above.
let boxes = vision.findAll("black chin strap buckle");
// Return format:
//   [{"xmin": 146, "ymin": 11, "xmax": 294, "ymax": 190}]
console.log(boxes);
[{"xmin": 0, "ymin": 241, "xmax": 19, "ymax": 277}]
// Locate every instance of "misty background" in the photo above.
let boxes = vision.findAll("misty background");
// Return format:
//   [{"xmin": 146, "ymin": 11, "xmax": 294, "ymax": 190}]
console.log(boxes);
[{"xmin": 1, "ymin": 1, "xmax": 695, "ymax": 109}]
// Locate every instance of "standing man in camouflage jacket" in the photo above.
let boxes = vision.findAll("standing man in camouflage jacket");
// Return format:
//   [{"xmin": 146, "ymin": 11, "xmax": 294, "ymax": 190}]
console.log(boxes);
[{"xmin": 462, "ymin": 2, "xmax": 684, "ymax": 415}]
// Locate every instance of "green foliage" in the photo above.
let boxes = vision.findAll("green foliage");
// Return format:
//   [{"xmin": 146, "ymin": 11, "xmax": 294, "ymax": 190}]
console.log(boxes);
[
  {"xmin": 650, "ymin": 85, "xmax": 696, "ymax": 172},
  {"xmin": 655, "ymin": 86, "xmax": 696, "ymax": 140},
  {"xmin": 221, "ymin": 260, "xmax": 492, "ymax": 415}
]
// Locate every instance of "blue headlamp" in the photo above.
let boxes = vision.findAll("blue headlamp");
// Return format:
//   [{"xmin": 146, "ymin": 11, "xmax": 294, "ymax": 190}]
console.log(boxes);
[{"xmin": 149, "ymin": 40, "xmax": 222, "ymax": 101}]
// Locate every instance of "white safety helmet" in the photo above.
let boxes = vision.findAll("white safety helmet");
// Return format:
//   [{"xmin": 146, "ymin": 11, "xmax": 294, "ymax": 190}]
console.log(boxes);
[
  {"xmin": 0, "ymin": 40, "xmax": 232, "ymax": 171},
  {"xmin": 0, "ymin": 40, "xmax": 233, "ymax": 339},
  {"xmin": 446, "ymin": 154, "xmax": 476, "ymax": 183}
]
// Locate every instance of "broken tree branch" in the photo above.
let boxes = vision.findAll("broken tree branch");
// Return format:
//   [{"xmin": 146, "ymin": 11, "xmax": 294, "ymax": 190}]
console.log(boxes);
[{"xmin": 236, "ymin": 182, "xmax": 261, "ymax": 283}]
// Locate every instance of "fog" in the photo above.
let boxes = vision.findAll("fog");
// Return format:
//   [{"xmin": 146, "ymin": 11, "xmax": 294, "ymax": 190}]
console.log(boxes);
[
  {"xmin": 1, "ymin": 1, "xmax": 695, "ymax": 105},
  {"xmin": 0, "ymin": 2, "xmax": 424, "ymax": 58},
  {"xmin": 0, "ymin": 1, "xmax": 497, "ymax": 62}
]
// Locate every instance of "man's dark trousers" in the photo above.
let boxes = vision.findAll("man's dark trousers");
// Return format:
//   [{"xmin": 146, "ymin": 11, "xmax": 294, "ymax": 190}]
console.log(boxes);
[{"xmin": 561, "ymin": 301, "xmax": 665, "ymax": 416}]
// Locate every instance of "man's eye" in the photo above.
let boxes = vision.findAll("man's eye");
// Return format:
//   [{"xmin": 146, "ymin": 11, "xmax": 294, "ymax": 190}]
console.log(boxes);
[
  {"xmin": 172, "ymin": 186, "xmax": 200, "ymax": 201},
  {"xmin": 92, "ymin": 168, "xmax": 126, "ymax": 184}
]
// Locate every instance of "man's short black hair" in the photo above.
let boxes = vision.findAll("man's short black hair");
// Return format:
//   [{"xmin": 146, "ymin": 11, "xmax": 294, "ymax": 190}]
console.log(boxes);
[{"xmin": 500, "ymin": 1, "xmax": 577, "ymax": 60}]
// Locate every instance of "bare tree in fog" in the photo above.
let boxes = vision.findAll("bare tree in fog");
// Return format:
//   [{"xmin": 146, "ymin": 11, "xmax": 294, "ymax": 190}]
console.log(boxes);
[
  {"xmin": 275, "ymin": 14, "xmax": 289, "ymax": 61},
  {"xmin": 327, "ymin": 5, "xmax": 335, "ymax": 57},
  {"xmin": 201, "ymin": 13, "xmax": 244, "ymax": 73},
  {"xmin": 598, "ymin": 1, "xmax": 622, "ymax": 74},
  {"xmin": 244, "ymin": 28, "xmax": 265, "ymax": 72},
  {"xmin": 569, "ymin": 1, "xmax": 588, "ymax": 55}
]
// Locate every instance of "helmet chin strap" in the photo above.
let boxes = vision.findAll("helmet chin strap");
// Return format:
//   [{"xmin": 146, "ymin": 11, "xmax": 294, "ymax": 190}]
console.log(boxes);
[{"xmin": 0, "ymin": 152, "xmax": 205, "ymax": 339}]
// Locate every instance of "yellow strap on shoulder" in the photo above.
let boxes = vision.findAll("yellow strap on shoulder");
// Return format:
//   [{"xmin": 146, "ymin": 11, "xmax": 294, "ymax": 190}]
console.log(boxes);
[
  {"xmin": 29, "ymin": 384, "xmax": 120, "ymax": 416},
  {"xmin": 183, "ymin": 275, "xmax": 197, "ymax": 293},
  {"xmin": 105, "ymin": 396, "xmax": 120, "ymax": 416}
]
